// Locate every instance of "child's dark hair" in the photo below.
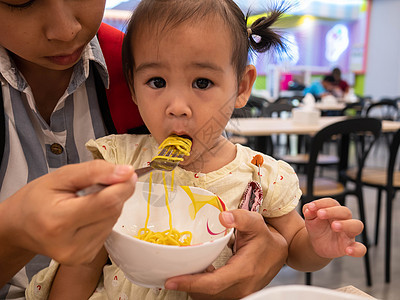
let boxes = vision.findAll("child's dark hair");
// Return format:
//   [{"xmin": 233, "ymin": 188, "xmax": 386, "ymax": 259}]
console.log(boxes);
[{"xmin": 122, "ymin": 0, "xmax": 289, "ymax": 92}]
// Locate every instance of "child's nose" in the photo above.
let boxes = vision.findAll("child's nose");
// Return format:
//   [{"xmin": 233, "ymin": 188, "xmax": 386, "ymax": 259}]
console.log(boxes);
[
  {"xmin": 44, "ymin": 3, "xmax": 82, "ymax": 42},
  {"xmin": 166, "ymin": 97, "xmax": 192, "ymax": 118}
]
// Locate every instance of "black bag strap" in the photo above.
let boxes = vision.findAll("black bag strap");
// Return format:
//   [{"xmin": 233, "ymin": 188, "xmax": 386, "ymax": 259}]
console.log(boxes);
[
  {"xmin": 0, "ymin": 85, "xmax": 5, "ymax": 166},
  {"xmin": 92, "ymin": 63, "xmax": 149, "ymax": 135},
  {"xmin": 92, "ymin": 63, "xmax": 118, "ymax": 135}
]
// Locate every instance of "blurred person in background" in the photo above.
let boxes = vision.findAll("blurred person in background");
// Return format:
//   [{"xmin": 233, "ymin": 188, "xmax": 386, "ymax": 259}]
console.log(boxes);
[
  {"xmin": 303, "ymin": 75, "xmax": 342, "ymax": 99},
  {"xmin": 332, "ymin": 67, "xmax": 350, "ymax": 95}
]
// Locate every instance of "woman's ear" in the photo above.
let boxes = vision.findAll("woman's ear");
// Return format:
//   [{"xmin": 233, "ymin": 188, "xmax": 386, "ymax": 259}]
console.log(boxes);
[{"xmin": 235, "ymin": 65, "xmax": 257, "ymax": 108}]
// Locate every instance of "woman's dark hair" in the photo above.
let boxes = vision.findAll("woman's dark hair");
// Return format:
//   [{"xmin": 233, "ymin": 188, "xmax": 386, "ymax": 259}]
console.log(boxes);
[
  {"xmin": 323, "ymin": 75, "xmax": 336, "ymax": 83},
  {"xmin": 122, "ymin": 0, "xmax": 289, "ymax": 92},
  {"xmin": 332, "ymin": 67, "xmax": 342, "ymax": 82}
]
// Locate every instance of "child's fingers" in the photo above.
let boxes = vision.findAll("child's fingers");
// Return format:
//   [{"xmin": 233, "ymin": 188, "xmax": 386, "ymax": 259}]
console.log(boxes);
[
  {"xmin": 304, "ymin": 198, "xmax": 341, "ymax": 213},
  {"xmin": 345, "ymin": 242, "xmax": 367, "ymax": 257},
  {"xmin": 303, "ymin": 206, "xmax": 318, "ymax": 220},
  {"xmin": 316, "ymin": 206, "xmax": 353, "ymax": 220},
  {"xmin": 331, "ymin": 219, "xmax": 364, "ymax": 237}
]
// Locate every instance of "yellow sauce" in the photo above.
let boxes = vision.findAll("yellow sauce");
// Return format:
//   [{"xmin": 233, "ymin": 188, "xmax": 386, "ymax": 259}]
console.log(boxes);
[{"xmin": 181, "ymin": 186, "xmax": 225, "ymax": 220}]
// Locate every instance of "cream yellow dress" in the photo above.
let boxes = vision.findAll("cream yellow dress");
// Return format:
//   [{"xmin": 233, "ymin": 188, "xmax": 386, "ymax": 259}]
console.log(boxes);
[{"xmin": 26, "ymin": 134, "xmax": 301, "ymax": 300}]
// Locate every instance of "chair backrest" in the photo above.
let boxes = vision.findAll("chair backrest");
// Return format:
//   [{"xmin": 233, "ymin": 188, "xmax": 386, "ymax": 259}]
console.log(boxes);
[
  {"xmin": 274, "ymin": 96, "xmax": 302, "ymax": 106},
  {"xmin": 341, "ymin": 102, "xmax": 364, "ymax": 117},
  {"xmin": 304, "ymin": 118, "xmax": 382, "ymax": 203},
  {"xmin": 262, "ymin": 102, "xmax": 293, "ymax": 118},
  {"xmin": 387, "ymin": 128, "xmax": 400, "ymax": 188},
  {"xmin": 232, "ymin": 95, "xmax": 269, "ymax": 118},
  {"xmin": 365, "ymin": 99, "xmax": 399, "ymax": 121}
]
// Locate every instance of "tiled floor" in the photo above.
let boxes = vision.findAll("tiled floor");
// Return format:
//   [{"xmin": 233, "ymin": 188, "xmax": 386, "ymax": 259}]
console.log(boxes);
[
  {"xmin": 268, "ymin": 189, "xmax": 399, "ymax": 299},
  {"xmin": 264, "ymin": 139, "xmax": 400, "ymax": 299}
]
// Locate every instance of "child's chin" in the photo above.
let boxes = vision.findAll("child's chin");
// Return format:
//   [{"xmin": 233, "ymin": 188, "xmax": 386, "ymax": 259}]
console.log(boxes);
[
  {"xmin": 178, "ymin": 158, "xmax": 198, "ymax": 172},
  {"xmin": 179, "ymin": 158, "xmax": 190, "ymax": 167}
]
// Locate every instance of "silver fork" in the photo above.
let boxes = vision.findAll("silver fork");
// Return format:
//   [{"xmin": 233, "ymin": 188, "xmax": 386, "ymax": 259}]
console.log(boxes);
[
  {"xmin": 77, "ymin": 147, "xmax": 184, "ymax": 196},
  {"xmin": 136, "ymin": 145, "xmax": 185, "ymax": 176}
]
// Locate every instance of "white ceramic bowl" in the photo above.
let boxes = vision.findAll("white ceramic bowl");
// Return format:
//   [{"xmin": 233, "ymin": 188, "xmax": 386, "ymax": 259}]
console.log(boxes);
[
  {"xmin": 242, "ymin": 285, "xmax": 369, "ymax": 300},
  {"xmin": 105, "ymin": 181, "xmax": 233, "ymax": 288}
]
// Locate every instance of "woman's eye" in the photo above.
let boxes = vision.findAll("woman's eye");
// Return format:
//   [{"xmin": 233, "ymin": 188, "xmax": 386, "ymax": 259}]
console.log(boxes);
[
  {"xmin": 193, "ymin": 78, "xmax": 213, "ymax": 89},
  {"xmin": 5, "ymin": 0, "xmax": 35, "ymax": 10},
  {"xmin": 147, "ymin": 77, "xmax": 166, "ymax": 89}
]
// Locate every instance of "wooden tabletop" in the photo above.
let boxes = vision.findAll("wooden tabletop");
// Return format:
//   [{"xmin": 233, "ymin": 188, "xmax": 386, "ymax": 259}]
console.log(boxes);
[{"xmin": 226, "ymin": 116, "xmax": 400, "ymax": 136}]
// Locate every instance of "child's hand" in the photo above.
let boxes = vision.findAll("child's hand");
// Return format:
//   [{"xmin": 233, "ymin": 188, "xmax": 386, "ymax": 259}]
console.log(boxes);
[{"xmin": 303, "ymin": 198, "xmax": 366, "ymax": 258}]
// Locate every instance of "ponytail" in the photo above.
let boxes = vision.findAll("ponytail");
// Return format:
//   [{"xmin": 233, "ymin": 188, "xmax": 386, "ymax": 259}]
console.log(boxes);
[{"xmin": 246, "ymin": 2, "xmax": 290, "ymax": 55}]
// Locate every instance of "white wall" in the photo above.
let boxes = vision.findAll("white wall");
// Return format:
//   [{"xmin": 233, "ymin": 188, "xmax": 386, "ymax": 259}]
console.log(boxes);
[{"xmin": 364, "ymin": 0, "xmax": 400, "ymax": 100}]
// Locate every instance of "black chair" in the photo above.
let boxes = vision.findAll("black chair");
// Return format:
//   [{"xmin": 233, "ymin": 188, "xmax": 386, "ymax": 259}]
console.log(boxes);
[
  {"xmin": 364, "ymin": 98, "xmax": 399, "ymax": 149},
  {"xmin": 341, "ymin": 101, "xmax": 365, "ymax": 117},
  {"xmin": 278, "ymin": 139, "xmax": 339, "ymax": 175},
  {"xmin": 278, "ymin": 111, "xmax": 339, "ymax": 174},
  {"xmin": 261, "ymin": 102, "xmax": 293, "ymax": 118},
  {"xmin": 232, "ymin": 94, "xmax": 269, "ymax": 118},
  {"xmin": 259, "ymin": 102, "xmax": 294, "ymax": 156},
  {"xmin": 346, "ymin": 128, "xmax": 400, "ymax": 283},
  {"xmin": 364, "ymin": 98, "xmax": 398, "ymax": 121},
  {"xmin": 298, "ymin": 117, "xmax": 382, "ymax": 287},
  {"xmin": 230, "ymin": 95, "xmax": 269, "ymax": 148},
  {"xmin": 394, "ymin": 96, "xmax": 400, "ymax": 108},
  {"xmin": 273, "ymin": 96, "xmax": 302, "ymax": 107}
]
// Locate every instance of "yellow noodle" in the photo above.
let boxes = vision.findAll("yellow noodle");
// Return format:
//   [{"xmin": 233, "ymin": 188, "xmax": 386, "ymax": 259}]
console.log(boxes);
[
  {"xmin": 151, "ymin": 135, "xmax": 192, "ymax": 163},
  {"xmin": 135, "ymin": 171, "xmax": 193, "ymax": 246},
  {"xmin": 135, "ymin": 135, "xmax": 193, "ymax": 245}
]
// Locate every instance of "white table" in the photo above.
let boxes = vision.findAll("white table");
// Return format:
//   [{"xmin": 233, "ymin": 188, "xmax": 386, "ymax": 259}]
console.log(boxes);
[
  {"xmin": 225, "ymin": 116, "xmax": 400, "ymax": 154},
  {"xmin": 300, "ymin": 102, "xmax": 347, "ymax": 112},
  {"xmin": 226, "ymin": 116, "xmax": 400, "ymax": 136}
]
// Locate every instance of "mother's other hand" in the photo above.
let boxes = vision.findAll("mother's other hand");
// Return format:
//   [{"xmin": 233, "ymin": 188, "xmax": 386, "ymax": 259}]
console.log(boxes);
[{"xmin": 165, "ymin": 209, "xmax": 288, "ymax": 300}]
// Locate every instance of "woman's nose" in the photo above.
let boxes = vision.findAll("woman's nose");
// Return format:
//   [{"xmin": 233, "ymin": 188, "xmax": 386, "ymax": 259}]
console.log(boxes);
[{"xmin": 44, "ymin": 2, "xmax": 82, "ymax": 41}]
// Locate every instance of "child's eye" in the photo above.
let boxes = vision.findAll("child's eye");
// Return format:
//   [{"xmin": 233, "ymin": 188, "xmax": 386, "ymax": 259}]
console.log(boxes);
[
  {"xmin": 5, "ymin": 0, "xmax": 35, "ymax": 10},
  {"xmin": 193, "ymin": 78, "xmax": 213, "ymax": 90},
  {"xmin": 147, "ymin": 77, "xmax": 166, "ymax": 89}
]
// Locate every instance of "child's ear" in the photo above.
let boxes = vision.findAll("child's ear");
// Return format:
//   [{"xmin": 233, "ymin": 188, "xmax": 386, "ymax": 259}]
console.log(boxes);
[
  {"xmin": 127, "ymin": 73, "xmax": 138, "ymax": 104},
  {"xmin": 235, "ymin": 65, "xmax": 257, "ymax": 108},
  {"xmin": 131, "ymin": 90, "xmax": 138, "ymax": 104}
]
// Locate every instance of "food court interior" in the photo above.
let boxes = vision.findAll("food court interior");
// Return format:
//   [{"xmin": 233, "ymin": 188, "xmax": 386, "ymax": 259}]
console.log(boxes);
[{"xmin": 104, "ymin": 0, "xmax": 399, "ymax": 299}]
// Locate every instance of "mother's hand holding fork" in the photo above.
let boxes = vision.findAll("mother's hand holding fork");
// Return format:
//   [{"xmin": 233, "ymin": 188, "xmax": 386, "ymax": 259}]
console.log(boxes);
[{"xmin": 0, "ymin": 160, "xmax": 137, "ymax": 287}]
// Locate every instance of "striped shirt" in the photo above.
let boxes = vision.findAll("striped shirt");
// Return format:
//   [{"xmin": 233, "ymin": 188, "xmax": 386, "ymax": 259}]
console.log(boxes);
[{"xmin": 0, "ymin": 37, "xmax": 109, "ymax": 299}]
